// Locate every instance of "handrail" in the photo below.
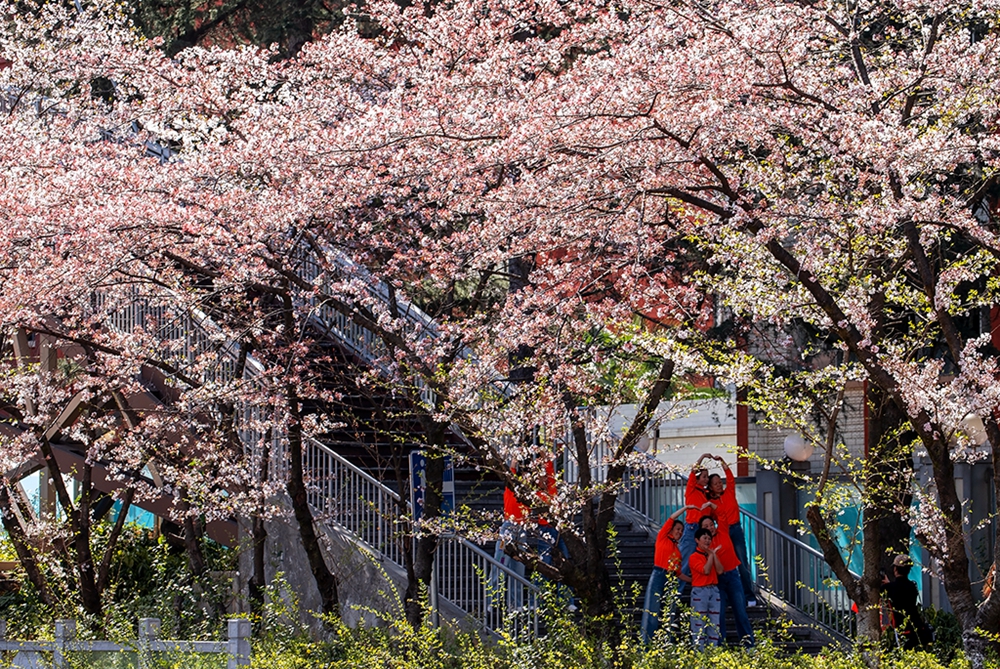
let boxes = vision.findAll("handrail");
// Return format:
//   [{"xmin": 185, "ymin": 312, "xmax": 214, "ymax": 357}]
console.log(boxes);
[
  {"xmin": 302, "ymin": 435, "xmax": 406, "ymax": 568},
  {"xmin": 738, "ymin": 506, "xmax": 833, "ymax": 563},
  {"xmin": 291, "ymin": 236, "xmax": 515, "ymax": 409},
  {"xmin": 436, "ymin": 536, "xmax": 541, "ymax": 638},
  {"xmin": 738, "ymin": 508, "xmax": 854, "ymax": 641}
]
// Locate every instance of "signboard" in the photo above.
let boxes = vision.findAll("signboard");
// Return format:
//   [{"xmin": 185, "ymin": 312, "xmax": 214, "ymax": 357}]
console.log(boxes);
[{"xmin": 409, "ymin": 451, "xmax": 455, "ymax": 524}]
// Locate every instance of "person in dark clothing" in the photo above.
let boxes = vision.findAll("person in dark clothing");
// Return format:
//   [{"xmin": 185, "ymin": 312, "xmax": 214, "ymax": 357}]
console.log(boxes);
[{"xmin": 880, "ymin": 554, "xmax": 931, "ymax": 650}]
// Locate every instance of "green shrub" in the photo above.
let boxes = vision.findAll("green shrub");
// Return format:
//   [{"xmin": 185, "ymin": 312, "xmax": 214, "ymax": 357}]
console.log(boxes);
[{"xmin": 0, "ymin": 522, "xmax": 234, "ymax": 641}]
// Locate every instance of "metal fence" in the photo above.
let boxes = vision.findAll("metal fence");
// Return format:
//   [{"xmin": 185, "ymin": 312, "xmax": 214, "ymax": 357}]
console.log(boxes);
[
  {"xmin": 303, "ymin": 439, "xmax": 406, "ymax": 568},
  {"xmin": 739, "ymin": 509, "xmax": 854, "ymax": 639},
  {"xmin": 0, "ymin": 618, "xmax": 250, "ymax": 669},
  {"xmin": 435, "ymin": 536, "xmax": 541, "ymax": 638}
]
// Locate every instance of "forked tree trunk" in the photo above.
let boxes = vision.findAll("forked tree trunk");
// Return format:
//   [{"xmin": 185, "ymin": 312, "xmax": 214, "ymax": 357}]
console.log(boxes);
[{"xmin": 0, "ymin": 484, "xmax": 52, "ymax": 606}]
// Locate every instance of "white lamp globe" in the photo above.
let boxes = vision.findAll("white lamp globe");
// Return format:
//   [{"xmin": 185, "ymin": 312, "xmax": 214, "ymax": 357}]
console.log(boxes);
[
  {"xmin": 783, "ymin": 434, "xmax": 814, "ymax": 462},
  {"xmin": 959, "ymin": 414, "xmax": 987, "ymax": 446}
]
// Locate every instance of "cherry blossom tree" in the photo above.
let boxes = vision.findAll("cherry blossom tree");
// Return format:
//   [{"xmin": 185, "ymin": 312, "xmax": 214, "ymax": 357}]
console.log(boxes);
[
  {"xmin": 9, "ymin": 0, "xmax": 1000, "ymax": 658},
  {"xmin": 274, "ymin": 0, "xmax": 1000, "ymax": 657}
]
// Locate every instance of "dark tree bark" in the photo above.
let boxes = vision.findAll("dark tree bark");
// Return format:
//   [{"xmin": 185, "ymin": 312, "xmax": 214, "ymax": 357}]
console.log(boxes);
[
  {"xmin": 0, "ymin": 484, "xmax": 52, "ymax": 606},
  {"xmin": 248, "ymin": 433, "xmax": 270, "ymax": 616},
  {"xmin": 38, "ymin": 437, "xmax": 102, "ymax": 618},
  {"xmin": 285, "ymin": 395, "xmax": 341, "ymax": 619}
]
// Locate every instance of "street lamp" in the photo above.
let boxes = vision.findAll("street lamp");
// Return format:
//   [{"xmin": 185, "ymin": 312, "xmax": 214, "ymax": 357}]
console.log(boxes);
[{"xmin": 783, "ymin": 434, "xmax": 814, "ymax": 462}]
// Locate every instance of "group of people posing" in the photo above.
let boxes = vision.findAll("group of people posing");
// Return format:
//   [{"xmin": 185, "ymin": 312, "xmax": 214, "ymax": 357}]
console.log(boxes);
[{"xmin": 641, "ymin": 453, "xmax": 756, "ymax": 648}]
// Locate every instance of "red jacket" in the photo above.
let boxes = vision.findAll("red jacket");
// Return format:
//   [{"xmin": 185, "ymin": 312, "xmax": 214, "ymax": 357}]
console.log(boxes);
[
  {"xmin": 685, "ymin": 470, "xmax": 709, "ymax": 524},
  {"xmin": 715, "ymin": 468, "xmax": 739, "ymax": 528},
  {"xmin": 654, "ymin": 524, "xmax": 681, "ymax": 572},
  {"xmin": 689, "ymin": 549, "xmax": 719, "ymax": 587},
  {"xmin": 710, "ymin": 528, "xmax": 741, "ymax": 573}
]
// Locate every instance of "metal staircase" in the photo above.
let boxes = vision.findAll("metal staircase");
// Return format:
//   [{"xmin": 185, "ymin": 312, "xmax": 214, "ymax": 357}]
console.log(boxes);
[{"xmin": 85, "ymin": 243, "xmax": 541, "ymax": 638}]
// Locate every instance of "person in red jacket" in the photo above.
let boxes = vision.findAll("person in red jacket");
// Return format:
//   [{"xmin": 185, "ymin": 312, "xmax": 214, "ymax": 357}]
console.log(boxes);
[
  {"xmin": 679, "ymin": 454, "xmax": 715, "ymax": 586},
  {"xmin": 699, "ymin": 515, "xmax": 754, "ymax": 646},
  {"xmin": 707, "ymin": 456, "xmax": 756, "ymax": 607},
  {"xmin": 688, "ymin": 526, "xmax": 723, "ymax": 648},
  {"xmin": 640, "ymin": 505, "xmax": 696, "ymax": 643}
]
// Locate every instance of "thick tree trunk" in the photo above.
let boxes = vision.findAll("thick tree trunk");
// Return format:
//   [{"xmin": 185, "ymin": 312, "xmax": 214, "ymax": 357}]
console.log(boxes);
[
  {"xmin": 74, "ymin": 464, "xmax": 102, "ymax": 618},
  {"xmin": 866, "ymin": 379, "xmax": 915, "ymax": 575},
  {"xmin": 286, "ymin": 395, "xmax": 341, "ymax": 620},
  {"xmin": 248, "ymin": 436, "xmax": 270, "ymax": 617},
  {"xmin": 176, "ymin": 492, "xmax": 209, "ymax": 578},
  {"xmin": 855, "ymin": 386, "xmax": 914, "ymax": 643}
]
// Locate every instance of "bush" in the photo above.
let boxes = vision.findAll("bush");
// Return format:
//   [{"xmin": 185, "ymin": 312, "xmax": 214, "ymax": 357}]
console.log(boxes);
[
  {"xmin": 0, "ymin": 522, "xmax": 234, "ymax": 641},
  {"xmin": 924, "ymin": 607, "xmax": 963, "ymax": 665},
  {"xmin": 244, "ymin": 588, "xmax": 975, "ymax": 669}
]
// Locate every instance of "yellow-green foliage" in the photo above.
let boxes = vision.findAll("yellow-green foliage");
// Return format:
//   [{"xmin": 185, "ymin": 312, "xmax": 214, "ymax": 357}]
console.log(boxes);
[{"xmin": 245, "ymin": 606, "xmax": 981, "ymax": 669}]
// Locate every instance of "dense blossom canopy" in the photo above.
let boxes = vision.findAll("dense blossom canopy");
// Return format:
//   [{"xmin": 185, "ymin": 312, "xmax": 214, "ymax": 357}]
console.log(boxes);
[{"xmin": 4, "ymin": 0, "xmax": 1000, "ymax": 656}]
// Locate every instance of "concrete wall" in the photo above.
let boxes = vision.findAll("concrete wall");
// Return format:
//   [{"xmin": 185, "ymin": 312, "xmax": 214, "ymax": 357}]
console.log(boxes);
[
  {"xmin": 236, "ymin": 494, "xmax": 407, "ymax": 635},
  {"xmin": 599, "ymin": 397, "xmax": 739, "ymax": 472}
]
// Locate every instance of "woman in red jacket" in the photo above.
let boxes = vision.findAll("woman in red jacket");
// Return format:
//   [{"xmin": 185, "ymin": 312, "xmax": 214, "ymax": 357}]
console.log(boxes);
[{"xmin": 640, "ymin": 504, "xmax": 696, "ymax": 643}]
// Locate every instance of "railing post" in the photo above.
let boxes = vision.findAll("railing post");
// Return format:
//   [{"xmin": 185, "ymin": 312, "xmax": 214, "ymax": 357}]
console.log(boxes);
[
  {"xmin": 227, "ymin": 618, "xmax": 251, "ymax": 668},
  {"xmin": 138, "ymin": 618, "xmax": 161, "ymax": 669},
  {"xmin": 53, "ymin": 619, "xmax": 75, "ymax": 669},
  {"xmin": 429, "ymin": 556, "xmax": 440, "ymax": 629}
]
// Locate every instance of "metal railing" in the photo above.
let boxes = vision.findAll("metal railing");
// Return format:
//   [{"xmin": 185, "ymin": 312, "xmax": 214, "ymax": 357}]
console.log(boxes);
[
  {"xmin": 739, "ymin": 508, "xmax": 854, "ymax": 639},
  {"xmin": 87, "ymin": 230, "xmax": 875, "ymax": 647},
  {"xmin": 435, "ymin": 536, "xmax": 541, "ymax": 638},
  {"xmin": 302, "ymin": 438, "xmax": 406, "ymax": 568},
  {"xmin": 292, "ymin": 237, "xmax": 439, "ymax": 409}
]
